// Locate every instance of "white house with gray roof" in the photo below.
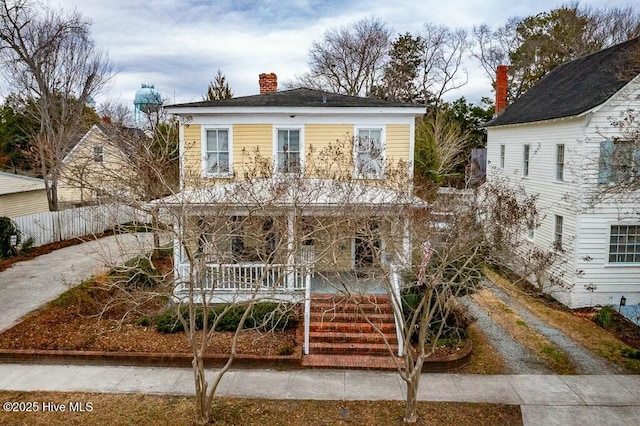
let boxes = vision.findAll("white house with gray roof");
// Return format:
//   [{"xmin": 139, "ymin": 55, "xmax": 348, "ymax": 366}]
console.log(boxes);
[{"xmin": 486, "ymin": 36, "xmax": 640, "ymax": 308}]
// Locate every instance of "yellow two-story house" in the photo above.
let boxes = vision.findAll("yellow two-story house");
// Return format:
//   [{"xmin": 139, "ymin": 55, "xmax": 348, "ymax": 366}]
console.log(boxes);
[{"xmin": 164, "ymin": 73, "xmax": 425, "ymax": 309}]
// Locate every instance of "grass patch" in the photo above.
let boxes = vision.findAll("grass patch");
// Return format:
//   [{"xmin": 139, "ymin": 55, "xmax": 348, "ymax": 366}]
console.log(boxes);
[
  {"xmin": 0, "ymin": 391, "xmax": 523, "ymax": 426},
  {"xmin": 515, "ymin": 320, "xmax": 527, "ymax": 327},
  {"xmin": 485, "ymin": 268, "xmax": 640, "ymax": 374},
  {"xmin": 457, "ymin": 323, "xmax": 508, "ymax": 374}
]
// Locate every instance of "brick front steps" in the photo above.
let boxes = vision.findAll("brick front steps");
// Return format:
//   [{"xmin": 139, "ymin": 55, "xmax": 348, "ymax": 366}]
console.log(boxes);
[
  {"xmin": 301, "ymin": 294, "xmax": 473, "ymax": 370},
  {"xmin": 302, "ymin": 294, "xmax": 400, "ymax": 369}
]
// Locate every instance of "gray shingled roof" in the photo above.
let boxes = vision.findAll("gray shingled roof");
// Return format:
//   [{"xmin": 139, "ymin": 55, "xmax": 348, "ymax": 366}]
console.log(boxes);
[
  {"xmin": 487, "ymin": 36, "xmax": 640, "ymax": 127},
  {"xmin": 168, "ymin": 88, "xmax": 423, "ymax": 109}
]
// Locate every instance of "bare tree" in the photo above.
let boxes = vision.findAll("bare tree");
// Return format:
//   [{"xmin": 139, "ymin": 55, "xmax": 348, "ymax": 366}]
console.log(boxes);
[
  {"xmin": 370, "ymin": 25, "xmax": 469, "ymax": 106},
  {"xmin": 472, "ymin": 3, "xmax": 640, "ymax": 103},
  {"xmin": 0, "ymin": 0, "xmax": 113, "ymax": 210},
  {"xmin": 420, "ymin": 24, "xmax": 469, "ymax": 106},
  {"xmin": 286, "ymin": 17, "xmax": 391, "ymax": 96}
]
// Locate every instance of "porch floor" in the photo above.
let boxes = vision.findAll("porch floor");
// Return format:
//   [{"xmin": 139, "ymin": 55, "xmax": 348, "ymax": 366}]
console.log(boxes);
[{"xmin": 310, "ymin": 271, "xmax": 388, "ymax": 295}]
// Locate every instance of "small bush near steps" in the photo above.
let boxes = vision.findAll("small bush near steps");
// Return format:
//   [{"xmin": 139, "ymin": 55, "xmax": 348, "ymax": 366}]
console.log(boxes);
[{"xmin": 154, "ymin": 302, "xmax": 297, "ymax": 333}]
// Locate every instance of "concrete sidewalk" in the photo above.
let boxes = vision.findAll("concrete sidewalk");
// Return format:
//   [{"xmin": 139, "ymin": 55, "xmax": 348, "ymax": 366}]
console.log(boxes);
[
  {"xmin": 0, "ymin": 364, "xmax": 638, "ymax": 425},
  {"xmin": 0, "ymin": 233, "xmax": 161, "ymax": 333}
]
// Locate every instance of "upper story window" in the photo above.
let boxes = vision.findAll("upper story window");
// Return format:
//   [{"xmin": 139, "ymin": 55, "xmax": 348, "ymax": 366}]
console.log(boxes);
[
  {"xmin": 609, "ymin": 225, "xmax": 640, "ymax": 263},
  {"xmin": 275, "ymin": 128, "xmax": 301, "ymax": 173},
  {"xmin": 598, "ymin": 140, "xmax": 640, "ymax": 184},
  {"xmin": 93, "ymin": 145, "xmax": 104, "ymax": 163},
  {"xmin": 499, "ymin": 144, "xmax": 505, "ymax": 169},
  {"xmin": 204, "ymin": 127, "xmax": 231, "ymax": 176},
  {"xmin": 355, "ymin": 127, "xmax": 384, "ymax": 179},
  {"xmin": 556, "ymin": 144, "xmax": 565, "ymax": 181},
  {"xmin": 523, "ymin": 144, "xmax": 530, "ymax": 177}
]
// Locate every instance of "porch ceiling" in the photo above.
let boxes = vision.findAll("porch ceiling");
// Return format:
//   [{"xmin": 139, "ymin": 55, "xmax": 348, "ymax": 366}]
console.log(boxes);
[{"xmin": 154, "ymin": 178, "xmax": 427, "ymax": 210}]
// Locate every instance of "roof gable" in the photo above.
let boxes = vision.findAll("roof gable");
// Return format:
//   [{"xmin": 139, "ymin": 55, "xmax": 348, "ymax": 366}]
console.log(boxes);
[
  {"xmin": 487, "ymin": 36, "xmax": 640, "ymax": 127},
  {"xmin": 167, "ymin": 88, "xmax": 423, "ymax": 110}
]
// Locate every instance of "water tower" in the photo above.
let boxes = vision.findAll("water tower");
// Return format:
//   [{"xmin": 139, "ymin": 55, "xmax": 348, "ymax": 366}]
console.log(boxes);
[{"xmin": 133, "ymin": 83, "xmax": 162, "ymax": 128}]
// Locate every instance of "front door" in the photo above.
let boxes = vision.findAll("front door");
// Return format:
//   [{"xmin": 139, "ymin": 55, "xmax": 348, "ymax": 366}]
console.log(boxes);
[{"xmin": 353, "ymin": 221, "xmax": 380, "ymax": 269}]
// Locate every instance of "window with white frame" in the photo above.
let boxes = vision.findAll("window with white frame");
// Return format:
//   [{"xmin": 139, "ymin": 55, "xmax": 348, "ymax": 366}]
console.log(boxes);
[
  {"xmin": 204, "ymin": 128, "xmax": 230, "ymax": 175},
  {"xmin": 93, "ymin": 145, "xmax": 104, "ymax": 162},
  {"xmin": 556, "ymin": 144, "xmax": 564, "ymax": 181},
  {"xmin": 609, "ymin": 225, "xmax": 640, "ymax": 263},
  {"xmin": 355, "ymin": 128, "xmax": 384, "ymax": 178},
  {"xmin": 553, "ymin": 215, "xmax": 563, "ymax": 251},
  {"xmin": 523, "ymin": 144, "xmax": 530, "ymax": 177},
  {"xmin": 598, "ymin": 140, "xmax": 640, "ymax": 184},
  {"xmin": 276, "ymin": 129, "xmax": 301, "ymax": 173},
  {"xmin": 500, "ymin": 144, "xmax": 505, "ymax": 169}
]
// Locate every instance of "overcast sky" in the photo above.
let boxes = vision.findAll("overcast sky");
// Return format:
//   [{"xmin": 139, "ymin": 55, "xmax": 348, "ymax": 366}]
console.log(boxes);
[{"xmin": 48, "ymin": 0, "xmax": 636, "ymax": 108}]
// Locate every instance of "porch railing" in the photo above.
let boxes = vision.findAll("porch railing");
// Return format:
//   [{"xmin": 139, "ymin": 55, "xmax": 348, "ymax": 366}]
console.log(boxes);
[{"xmin": 177, "ymin": 262, "xmax": 307, "ymax": 292}]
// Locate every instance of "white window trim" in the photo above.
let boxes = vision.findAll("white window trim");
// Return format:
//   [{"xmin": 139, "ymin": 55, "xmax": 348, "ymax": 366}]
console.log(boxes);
[
  {"xmin": 523, "ymin": 144, "xmax": 530, "ymax": 177},
  {"xmin": 606, "ymin": 223, "xmax": 640, "ymax": 265},
  {"xmin": 499, "ymin": 144, "xmax": 505, "ymax": 169},
  {"xmin": 93, "ymin": 145, "xmax": 104, "ymax": 163},
  {"xmin": 272, "ymin": 125, "xmax": 304, "ymax": 174},
  {"xmin": 553, "ymin": 215, "xmax": 563, "ymax": 251},
  {"xmin": 353, "ymin": 125, "xmax": 386, "ymax": 179},
  {"xmin": 526, "ymin": 226, "xmax": 534, "ymax": 241},
  {"xmin": 201, "ymin": 125, "xmax": 233, "ymax": 178},
  {"xmin": 556, "ymin": 144, "xmax": 565, "ymax": 182}
]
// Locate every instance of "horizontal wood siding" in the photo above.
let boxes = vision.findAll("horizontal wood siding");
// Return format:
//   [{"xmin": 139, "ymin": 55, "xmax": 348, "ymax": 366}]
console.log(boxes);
[
  {"xmin": 305, "ymin": 124, "xmax": 352, "ymax": 176},
  {"xmin": 0, "ymin": 191, "xmax": 49, "ymax": 218},
  {"xmin": 233, "ymin": 124, "xmax": 272, "ymax": 176},
  {"xmin": 183, "ymin": 124, "xmax": 202, "ymax": 181},
  {"xmin": 487, "ymin": 120, "xmax": 584, "ymax": 305},
  {"xmin": 386, "ymin": 124, "xmax": 411, "ymax": 163}
]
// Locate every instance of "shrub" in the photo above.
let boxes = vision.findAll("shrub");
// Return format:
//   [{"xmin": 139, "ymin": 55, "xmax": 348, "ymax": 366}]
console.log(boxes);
[
  {"xmin": 154, "ymin": 302, "xmax": 296, "ymax": 334},
  {"xmin": 109, "ymin": 256, "xmax": 159, "ymax": 290},
  {"xmin": 622, "ymin": 347, "xmax": 640, "ymax": 360},
  {"xmin": 0, "ymin": 216, "xmax": 20, "ymax": 258},
  {"xmin": 594, "ymin": 306, "xmax": 615, "ymax": 329},
  {"xmin": 20, "ymin": 235, "xmax": 35, "ymax": 252},
  {"xmin": 401, "ymin": 288, "xmax": 470, "ymax": 344}
]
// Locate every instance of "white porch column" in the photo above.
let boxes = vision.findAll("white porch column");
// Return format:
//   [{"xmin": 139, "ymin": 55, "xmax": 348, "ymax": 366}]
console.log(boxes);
[
  {"xmin": 402, "ymin": 216, "xmax": 411, "ymax": 267},
  {"xmin": 173, "ymin": 220, "xmax": 185, "ymax": 281},
  {"xmin": 286, "ymin": 211, "xmax": 295, "ymax": 289}
]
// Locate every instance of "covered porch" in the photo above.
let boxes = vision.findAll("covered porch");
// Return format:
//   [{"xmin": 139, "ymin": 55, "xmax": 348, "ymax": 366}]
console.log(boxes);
[{"xmin": 158, "ymin": 177, "xmax": 427, "ymax": 355}]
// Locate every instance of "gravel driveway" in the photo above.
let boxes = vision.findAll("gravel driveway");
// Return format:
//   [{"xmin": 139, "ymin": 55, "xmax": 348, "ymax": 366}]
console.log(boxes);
[{"xmin": 467, "ymin": 279, "xmax": 621, "ymax": 374}]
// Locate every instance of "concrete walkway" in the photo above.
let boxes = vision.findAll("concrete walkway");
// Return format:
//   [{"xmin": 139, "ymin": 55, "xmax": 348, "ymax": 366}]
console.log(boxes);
[
  {"xmin": 0, "ymin": 233, "xmax": 160, "ymax": 333},
  {"xmin": 0, "ymin": 364, "xmax": 638, "ymax": 425}
]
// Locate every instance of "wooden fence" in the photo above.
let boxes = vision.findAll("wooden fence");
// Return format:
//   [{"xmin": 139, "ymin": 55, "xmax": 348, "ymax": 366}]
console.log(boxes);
[{"xmin": 12, "ymin": 204, "xmax": 152, "ymax": 247}]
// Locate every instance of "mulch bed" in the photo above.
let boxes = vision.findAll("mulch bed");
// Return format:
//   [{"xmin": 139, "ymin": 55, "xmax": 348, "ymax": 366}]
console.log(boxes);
[
  {"xmin": 0, "ymin": 254, "xmax": 298, "ymax": 358},
  {"xmin": 573, "ymin": 307, "xmax": 640, "ymax": 350}
]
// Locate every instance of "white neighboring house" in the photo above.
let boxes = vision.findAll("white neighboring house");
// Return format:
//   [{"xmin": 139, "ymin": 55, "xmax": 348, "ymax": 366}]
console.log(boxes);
[{"xmin": 486, "ymin": 36, "xmax": 640, "ymax": 308}]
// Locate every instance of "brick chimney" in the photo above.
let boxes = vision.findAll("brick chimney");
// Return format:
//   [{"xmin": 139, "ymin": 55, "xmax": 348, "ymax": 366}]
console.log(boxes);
[
  {"xmin": 495, "ymin": 65, "xmax": 508, "ymax": 115},
  {"xmin": 259, "ymin": 73, "xmax": 277, "ymax": 94}
]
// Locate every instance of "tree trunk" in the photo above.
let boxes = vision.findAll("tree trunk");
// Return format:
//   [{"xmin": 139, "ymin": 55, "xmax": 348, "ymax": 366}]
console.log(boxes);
[
  {"xmin": 193, "ymin": 355, "xmax": 210, "ymax": 426},
  {"xmin": 152, "ymin": 210, "xmax": 161, "ymax": 259},
  {"xmin": 404, "ymin": 378, "xmax": 419, "ymax": 423}
]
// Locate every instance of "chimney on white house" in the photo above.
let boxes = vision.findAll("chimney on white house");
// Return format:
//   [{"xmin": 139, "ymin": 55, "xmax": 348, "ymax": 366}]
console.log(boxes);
[
  {"xmin": 495, "ymin": 65, "xmax": 508, "ymax": 114},
  {"xmin": 259, "ymin": 73, "xmax": 277, "ymax": 94}
]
